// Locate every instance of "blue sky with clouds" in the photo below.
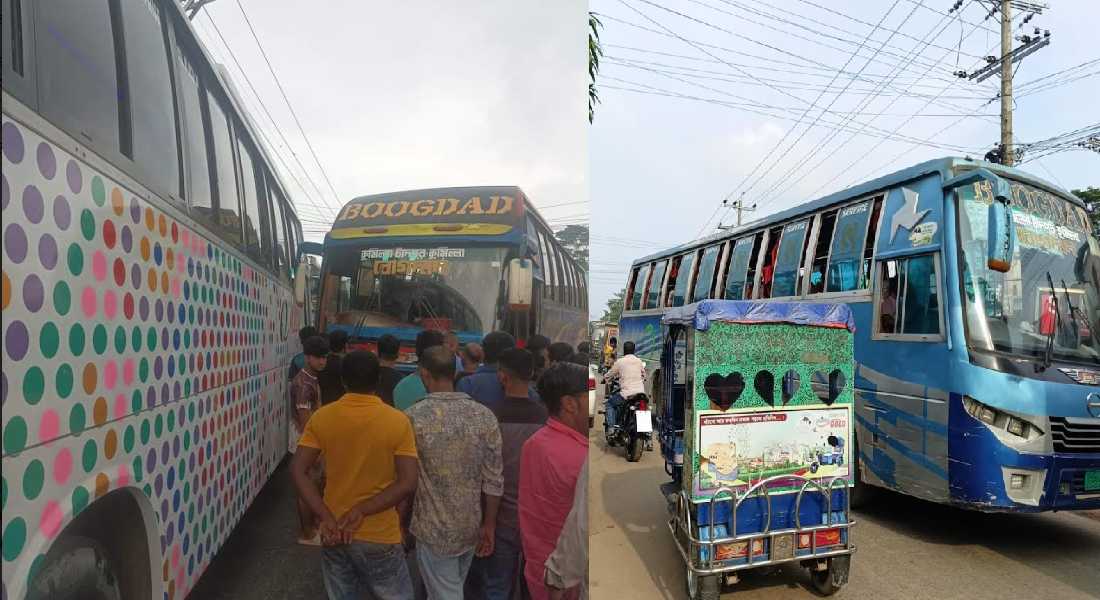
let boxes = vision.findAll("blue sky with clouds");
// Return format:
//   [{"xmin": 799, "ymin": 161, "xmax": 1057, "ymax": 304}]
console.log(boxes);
[{"xmin": 590, "ymin": 0, "xmax": 1099, "ymax": 318}]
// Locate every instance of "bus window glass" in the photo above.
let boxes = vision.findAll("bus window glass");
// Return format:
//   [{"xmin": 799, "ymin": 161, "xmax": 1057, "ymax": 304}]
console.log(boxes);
[
  {"xmin": 692, "ymin": 245, "xmax": 720, "ymax": 302},
  {"xmin": 771, "ymin": 220, "xmax": 809, "ymax": 297},
  {"xmin": 827, "ymin": 201, "xmax": 872, "ymax": 292},
  {"xmin": 808, "ymin": 210, "xmax": 838, "ymax": 294},
  {"xmin": 862, "ymin": 197, "xmax": 884, "ymax": 287},
  {"xmin": 320, "ymin": 246, "xmax": 508, "ymax": 337},
  {"xmin": 121, "ymin": 0, "xmax": 179, "ymax": 198},
  {"xmin": 957, "ymin": 180, "xmax": 1098, "ymax": 362},
  {"xmin": 877, "ymin": 255, "xmax": 940, "ymax": 335},
  {"xmin": 670, "ymin": 253, "xmax": 695, "ymax": 307},
  {"xmin": 629, "ymin": 264, "xmax": 650, "ymax": 311},
  {"xmin": 171, "ymin": 34, "xmax": 212, "ymax": 214},
  {"xmin": 723, "ymin": 237, "xmax": 754, "ymax": 299},
  {"xmin": 759, "ymin": 227, "xmax": 783, "ymax": 298},
  {"xmin": 268, "ymin": 183, "xmax": 289, "ymax": 281},
  {"xmin": 236, "ymin": 137, "xmax": 265, "ymax": 262},
  {"xmin": 206, "ymin": 91, "xmax": 242, "ymax": 245},
  {"xmin": 646, "ymin": 260, "xmax": 667, "ymax": 309},
  {"xmin": 35, "ymin": 0, "xmax": 121, "ymax": 153}
]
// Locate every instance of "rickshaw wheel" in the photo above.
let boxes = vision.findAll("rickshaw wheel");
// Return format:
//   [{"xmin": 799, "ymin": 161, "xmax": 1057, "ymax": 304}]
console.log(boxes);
[
  {"xmin": 686, "ymin": 568, "xmax": 720, "ymax": 600},
  {"xmin": 627, "ymin": 435, "xmax": 644, "ymax": 462},
  {"xmin": 809, "ymin": 557, "xmax": 846, "ymax": 596}
]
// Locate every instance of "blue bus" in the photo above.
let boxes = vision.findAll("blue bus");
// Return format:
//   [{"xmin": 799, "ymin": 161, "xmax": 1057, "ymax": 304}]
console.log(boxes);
[
  {"xmin": 618, "ymin": 157, "xmax": 1100, "ymax": 512},
  {"xmin": 304, "ymin": 186, "xmax": 587, "ymax": 368}
]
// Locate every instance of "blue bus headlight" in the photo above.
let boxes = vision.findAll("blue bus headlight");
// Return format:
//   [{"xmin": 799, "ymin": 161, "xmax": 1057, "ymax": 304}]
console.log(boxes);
[{"xmin": 962, "ymin": 396, "xmax": 1044, "ymax": 440}]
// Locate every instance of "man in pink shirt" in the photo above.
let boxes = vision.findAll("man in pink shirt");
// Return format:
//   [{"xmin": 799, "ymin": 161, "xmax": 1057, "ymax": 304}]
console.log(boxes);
[{"xmin": 519, "ymin": 362, "xmax": 590, "ymax": 600}]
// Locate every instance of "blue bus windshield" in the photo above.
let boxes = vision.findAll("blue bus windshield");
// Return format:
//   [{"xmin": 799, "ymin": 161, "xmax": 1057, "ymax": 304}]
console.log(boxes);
[
  {"xmin": 319, "ymin": 244, "xmax": 507, "ymax": 338},
  {"xmin": 958, "ymin": 180, "xmax": 1100, "ymax": 365}
]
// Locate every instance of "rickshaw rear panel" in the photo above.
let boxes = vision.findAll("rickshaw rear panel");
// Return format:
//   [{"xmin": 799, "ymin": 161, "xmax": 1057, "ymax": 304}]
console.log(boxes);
[{"xmin": 658, "ymin": 300, "xmax": 858, "ymax": 597}]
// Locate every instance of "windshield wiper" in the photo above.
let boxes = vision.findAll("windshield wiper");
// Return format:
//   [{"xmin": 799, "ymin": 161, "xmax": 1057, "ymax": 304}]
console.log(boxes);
[
  {"xmin": 1060, "ymin": 279, "xmax": 1083, "ymax": 342},
  {"xmin": 1038, "ymin": 272, "xmax": 1063, "ymax": 372}
]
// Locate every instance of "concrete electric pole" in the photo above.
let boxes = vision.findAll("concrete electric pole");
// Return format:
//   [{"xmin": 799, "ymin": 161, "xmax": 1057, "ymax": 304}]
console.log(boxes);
[
  {"xmin": 955, "ymin": 1, "xmax": 1049, "ymax": 166},
  {"xmin": 1000, "ymin": 0, "xmax": 1014, "ymax": 165}
]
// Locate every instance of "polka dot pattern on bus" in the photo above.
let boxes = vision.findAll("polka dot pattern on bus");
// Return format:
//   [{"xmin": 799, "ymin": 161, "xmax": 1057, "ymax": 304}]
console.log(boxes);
[{"xmin": 2, "ymin": 118, "xmax": 300, "ymax": 600}]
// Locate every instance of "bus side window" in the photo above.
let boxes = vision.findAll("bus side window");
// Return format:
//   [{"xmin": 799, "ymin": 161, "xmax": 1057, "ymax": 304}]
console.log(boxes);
[
  {"xmin": 171, "ymin": 26, "xmax": 214, "ymax": 220},
  {"xmin": 119, "ymin": 0, "xmax": 181, "ymax": 203},
  {"xmin": 759, "ymin": 226, "xmax": 783, "ymax": 298},
  {"xmin": 646, "ymin": 260, "xmax": 668, "ymax": 309},
  {"xmin": 664, "ymin": 256, "xmax": 682, "ymax": 307},
  {"xmin": 875, "ymin": 254, "xmax": 942, "ymax": 338},
  {"xmin": 206, "ymin": 90, "xmax": 243, "ymax": 247},
  {"xmin": 630, "ymin": 264, "xmax": 650, "ymax": 311},
  {"xmin": 670, "ymin": 252, "xmax": 695, "ymax": 307},
  {"xmin": 236, "ymin": 136, "xmax": 269, "ymax": 266},
  {"xmin": 1, "ymin": 0, "xmax": 35, "ymax": 102},
  {"xmin": 268, "ymin": 180, "xmax": 290, "ymax": 283},
  {"xmin": 625, "ymin": 267, "xmax": 641, "ymax": 311},
  {"xmin": 34, "ymin": 0, "xmax": 122, "ymax": 158},
  {"xmin": 693, "ymin": 245, "xmax": 720, "ymax": 302},
  {"xmin": 862, "ymin": 196, "xmax": 885, "ymax": 288},
  {"xmin": 808, "ymin": 209, "xmax": 838, "ymax": 294}
]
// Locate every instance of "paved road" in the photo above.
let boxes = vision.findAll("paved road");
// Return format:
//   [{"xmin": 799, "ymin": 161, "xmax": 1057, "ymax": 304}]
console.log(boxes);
[
  {"xmin": 189, "ymin": 460, "xmax": 426, "ymax": 600},
  {"xmin": 589, "ymin": 412, "xmax": 1100, "ymax": 600}
]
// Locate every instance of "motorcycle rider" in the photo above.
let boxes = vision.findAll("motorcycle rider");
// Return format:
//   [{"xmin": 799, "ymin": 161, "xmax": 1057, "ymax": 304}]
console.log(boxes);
[{"xmin": 602, "ymin": 341, "xmax": 646, "ymax": 432}]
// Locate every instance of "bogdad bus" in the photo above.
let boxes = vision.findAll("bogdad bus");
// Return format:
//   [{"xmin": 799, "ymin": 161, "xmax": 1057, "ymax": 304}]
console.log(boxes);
[
  {"xmin": 2, "ymin": 1, "xmax": 311, "ymax": 598},
  {"xmin": 618, "ymin": 157, "xmax": 1100, "ymax": 513},
  {"xmin": 305, "ymin": 186, "xmax": 587, "ymax": 367}
]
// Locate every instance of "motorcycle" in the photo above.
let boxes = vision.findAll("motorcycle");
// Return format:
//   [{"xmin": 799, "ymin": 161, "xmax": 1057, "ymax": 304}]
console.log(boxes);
[{"xmin": 601, "ymin": 378, "xmax": 653, "ymax": 462}]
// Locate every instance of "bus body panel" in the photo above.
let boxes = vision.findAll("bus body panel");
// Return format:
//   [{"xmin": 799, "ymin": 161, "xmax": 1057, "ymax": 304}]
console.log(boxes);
[{"xmin": 2, "ymin": 110, "xmax": 296, "ymax": 598}]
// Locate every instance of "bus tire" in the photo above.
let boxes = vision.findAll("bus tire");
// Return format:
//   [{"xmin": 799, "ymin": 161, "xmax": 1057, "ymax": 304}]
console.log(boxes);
[
  {"xmin": 27, "ymin": 535, "xmax": 122, "ymax": 600},
  {"xmin": 29, "ymin": 489, "xmax": 153, "ymax": 600}
]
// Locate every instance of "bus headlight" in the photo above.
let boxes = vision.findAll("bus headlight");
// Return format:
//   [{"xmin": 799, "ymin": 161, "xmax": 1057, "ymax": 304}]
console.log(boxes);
[{"xmin": 962, "ymin": 396, "xmax": 1044, "ymax": 440}]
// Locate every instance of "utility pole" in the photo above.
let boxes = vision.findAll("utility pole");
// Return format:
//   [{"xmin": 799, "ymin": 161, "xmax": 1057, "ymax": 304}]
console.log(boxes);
[
  {"xmin": 1000, "ymin": 0, "xmax": 1014, "ymax": 165},
  {"xmin": 717, "ymin": 194, "xmax": 757, "ymax": 231},
  {"xmin": 955, "ymin": 1, "xmax": 1049, "ymax": 166}
]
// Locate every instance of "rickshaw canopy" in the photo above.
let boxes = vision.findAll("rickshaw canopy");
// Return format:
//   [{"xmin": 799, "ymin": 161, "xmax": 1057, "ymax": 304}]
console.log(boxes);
[{"xmin": 661, "ymin": 300, "xmax": 855, "ymax": 333}]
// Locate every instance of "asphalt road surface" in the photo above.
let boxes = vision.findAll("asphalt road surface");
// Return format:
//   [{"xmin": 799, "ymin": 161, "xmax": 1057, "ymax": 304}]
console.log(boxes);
[
  {"xmin": 189, "ymin": 460, "xmax": 426, "ymax": 600},
  {"xmin": 589, "ymin": 410, "xmax": 1100, "ymax": 600}
]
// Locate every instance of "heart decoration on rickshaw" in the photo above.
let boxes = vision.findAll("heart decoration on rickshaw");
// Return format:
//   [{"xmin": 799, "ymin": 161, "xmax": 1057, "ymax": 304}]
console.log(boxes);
[{"xmin": 703, "ymin": 372, "xmax": 744, "ymax": 410}]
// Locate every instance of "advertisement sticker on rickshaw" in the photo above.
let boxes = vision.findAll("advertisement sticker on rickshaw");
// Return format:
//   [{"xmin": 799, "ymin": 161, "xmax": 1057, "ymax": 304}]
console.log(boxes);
[{"xmin": 696, "ymin": 409, "xmax": 851, "ymax": 495}]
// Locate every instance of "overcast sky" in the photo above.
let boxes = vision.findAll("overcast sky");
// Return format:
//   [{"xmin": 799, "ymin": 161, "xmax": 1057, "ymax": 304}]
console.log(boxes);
[
  {"xmin": 190, "ymin": 0, "xmax": 588, "ymax": 240},
  {"xmin": 590, "ymin": 0, "xmax": 1099, "ymax": 318}
]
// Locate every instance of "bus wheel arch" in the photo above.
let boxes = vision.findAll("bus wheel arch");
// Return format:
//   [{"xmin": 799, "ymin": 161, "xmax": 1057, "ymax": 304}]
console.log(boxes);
[{"xmin": 28, "ymin": 487, "xmax": 160, "ymax": 600}]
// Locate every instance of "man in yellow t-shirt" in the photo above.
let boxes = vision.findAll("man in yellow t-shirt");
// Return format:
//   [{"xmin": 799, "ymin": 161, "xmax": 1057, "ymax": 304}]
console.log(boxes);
[{"xmin": 292, "ymin": 350, "xmax": 419, "ymax": 600}]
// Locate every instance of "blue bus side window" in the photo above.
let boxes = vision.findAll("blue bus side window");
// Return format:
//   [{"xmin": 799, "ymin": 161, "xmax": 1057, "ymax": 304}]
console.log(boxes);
[{"xmin": 877, "ymin": 255, "xmax": 941, "ymax": 336}]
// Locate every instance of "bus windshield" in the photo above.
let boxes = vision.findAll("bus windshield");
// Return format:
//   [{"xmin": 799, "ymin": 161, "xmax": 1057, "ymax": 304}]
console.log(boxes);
[
  {"xmin": 320, "ymin": 244, "xmax": 506, "ymax": 337},
  {"xmin": 957, "ymin": 179, "xmax": 1100, "ymax": 365}
]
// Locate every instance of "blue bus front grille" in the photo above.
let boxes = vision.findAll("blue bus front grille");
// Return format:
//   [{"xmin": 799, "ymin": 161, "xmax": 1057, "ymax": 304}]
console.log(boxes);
[{"xmin": 1049, "ymin": 417, "xmax": 1100, "ymax": 454}]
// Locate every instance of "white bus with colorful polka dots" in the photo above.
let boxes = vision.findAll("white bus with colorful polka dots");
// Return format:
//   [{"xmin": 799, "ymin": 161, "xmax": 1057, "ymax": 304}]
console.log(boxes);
[{"xmin": 2, "ymin": 1, "xmax": 308, "ymax": 598}]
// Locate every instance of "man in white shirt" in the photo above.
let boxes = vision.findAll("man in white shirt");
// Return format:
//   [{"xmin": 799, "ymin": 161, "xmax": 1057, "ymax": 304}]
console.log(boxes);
[{"xmin": 602, "ymin": 341, "xmax": 646, "ymax": 431}]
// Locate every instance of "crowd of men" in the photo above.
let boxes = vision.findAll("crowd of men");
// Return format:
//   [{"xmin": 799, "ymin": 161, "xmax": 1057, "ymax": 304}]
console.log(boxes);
[{"xmin": 286, "ymin": 326, "xmax": 591, "ymax": 600}]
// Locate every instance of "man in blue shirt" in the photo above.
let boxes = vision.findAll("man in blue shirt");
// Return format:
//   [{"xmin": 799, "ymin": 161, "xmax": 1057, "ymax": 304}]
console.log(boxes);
[
  {"xmin": 393, "ymin": 329, "xmax": 446, "ymax": 411},
  {"xmin": 457, "ymin": 332, "xmax": 539, "ymax": 411}
]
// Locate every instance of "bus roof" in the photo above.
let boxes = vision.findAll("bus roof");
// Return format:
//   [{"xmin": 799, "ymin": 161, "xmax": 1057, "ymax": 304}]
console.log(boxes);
[{"xmin": 631, "ymin": 156, "xmax": 1085, "ymax": 267}]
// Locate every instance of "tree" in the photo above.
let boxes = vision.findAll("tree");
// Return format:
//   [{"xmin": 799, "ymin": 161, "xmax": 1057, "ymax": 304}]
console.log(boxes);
[
  {"xmin": 588, "ymin": 12, "xmax": 603, "ymax": 124},
  {"xmin": 1072, "ymin": 187, "xmax": 1100, "ymax": 239},
  {"xmin": 555, "ymin": 224, "xmax": 589, "ymax": 273},
  {"xmin": 600, "ymin": 289, "xmax": 624, "ymax": 323}
]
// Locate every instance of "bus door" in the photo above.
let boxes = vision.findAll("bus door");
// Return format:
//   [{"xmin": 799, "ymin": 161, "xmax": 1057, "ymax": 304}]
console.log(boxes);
[{"xmin": 661, "ymin": 324, "xmax": 689, "ymax": 483}]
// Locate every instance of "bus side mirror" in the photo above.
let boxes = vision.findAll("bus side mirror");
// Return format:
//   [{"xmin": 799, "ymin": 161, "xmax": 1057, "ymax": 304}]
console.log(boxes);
[
  {"xmin": 986, "ymin": 198, "xmax": 1016, "ymax": 273},
  {"xmin": 294, "ymin": 258, "xmax": 309, "ymax": 306},
  {"xmin": 506, "ymin": 258, "xmax": 534, "ymax": 310}
]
